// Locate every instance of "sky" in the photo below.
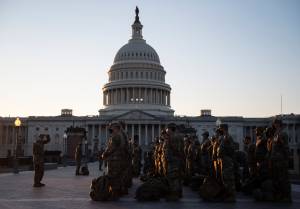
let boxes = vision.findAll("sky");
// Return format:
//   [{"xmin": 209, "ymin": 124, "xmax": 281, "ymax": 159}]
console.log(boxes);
[{"xmin": 0, "ymin": 0, "xmax": 299, "ymax": 118}]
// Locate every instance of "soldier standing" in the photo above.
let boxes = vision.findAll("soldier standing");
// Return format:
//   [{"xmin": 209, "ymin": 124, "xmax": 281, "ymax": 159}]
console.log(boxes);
[
  {"xmin": 165, "ymin": 123, "xmax": 184, "ymax": 201},
  {"xmin": 269, "ymin": 118, "xmax": 291, "ymax": 202},
  {"xmin": 200, "ymin": 131, "xmax": 211, "ymax": 176},
  {"xmin": 243, "ymin": 136, "xmax": 256, "ymax": 180},
  {"xmin": 132, "ymin": 136, "xmax": 142, "ymax": 177},
  {"xmin": 102, "ymin": 122, "xmax": 127, "ymax": 199},
  {"xmin": 75, "ymin": 143, "xmax": 82, "ymax": 175},
  {"xmin": 217, "ymin": 124, "xmax": 236, "ymax": 202},
  {"xmin": 255, "ymin": 127, "xmax": 269, "ymax": 181},
  {"xmin": 98, "ymin": 144, "xmax": 105, "ymax": 171},
  {"xmin": 33, "ymin": 134, "xmax": 50, "ymax": 187}
]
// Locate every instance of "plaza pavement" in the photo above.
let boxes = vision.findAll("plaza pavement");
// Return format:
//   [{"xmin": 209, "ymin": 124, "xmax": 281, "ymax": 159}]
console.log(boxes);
[{"xmin": 0, "ymin": 162, "xmax": 299, "ymax": 209}]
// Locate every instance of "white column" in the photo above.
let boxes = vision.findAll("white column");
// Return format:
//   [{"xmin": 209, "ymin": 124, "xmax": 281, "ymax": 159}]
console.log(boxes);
[
  {"xmin": 158, "ymin": 124, "xmax": 161, "ymax": 136},
  {"xmin": 293, "ymin": 123, "xmax": 296, "ymax": 143},
  {"xmin": 103, "ymin": 91, "xmax": 105, "ymax": 105},
  {"xmin": 98, "ymin": 125, "xmax": 102, "ymax": 146},
  {"xmin": 120, "ymin": 88, "xmax": 122, "ymax": 104},
  {"xmin": 105, "ymin": 125, "xmax": 108, "ymax": 143},
  {"xmin": 108, "ymin": 90, "xmax": 112, "ymax": 105},
  {"xmin": 132, "ymin": 124, "xmax": 134, "ymax": 139},
  {"xmin": 126, "ymin": 88, "xmax": 129, "ymax": 103},
  {"xmin": 92, "ymin": 125, "xmax": 95, "ymax": 139},
  {"xmin": 121, "ymin": 88, "xmax": 124, "ymax": 104},
  {"xmin": 138, "ymin": 124, "xmax": 141, "ymax": 145},
  {"xmin": 145, "ymin": 124, "xmax": 148, "ymax": 145},
  {"xmin": 152, "ymin": 124, "xmax": 155, "ymax": 139},
  {"xmin": 133, "ymin": 88, "xmax": 135, "ymax": 102}
]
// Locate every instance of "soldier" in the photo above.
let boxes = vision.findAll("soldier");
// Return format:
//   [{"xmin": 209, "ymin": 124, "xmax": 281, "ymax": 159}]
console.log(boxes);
[
  {"xmin": 243, "ymin": 136, "xmax": 256, "ymax": 180},
  {"xmin": 75, "ymin": 143, "xmax": 82, "ymax": 175},
  {"xmin": 33, "ymin": 134, "xmax": 50, "ymax": 187},
  {"xmin": 132, "ymin": 136, "xmax": 142, "ymax": 177},
  {"xmin": 98, "ymin": 144, "xmax": 105, "ymax": 171},
  {"xmin": 185, "ymin": 136, "xmax": 196, "ymax": 183},
  {"xmin": 102, "ymin": 122, "xmax": 127, "ymax": 199},
  {"xmin": 269, "ymin": 118, "xmax": 291, "ymax": 202},
  {"xmin": 217, "ymin": 124, "xmax": 236, "ymax": 202},
  {"xmin": 200, "ymin": 131, "xmax": 211, "ymax": 176},
  {"xmin": 164, "ymin": 123, "xmax": 184, "ymax": 201},
  {"xmin": 255, "ymin": 127, "xmax": 269, "ymax": 181}
]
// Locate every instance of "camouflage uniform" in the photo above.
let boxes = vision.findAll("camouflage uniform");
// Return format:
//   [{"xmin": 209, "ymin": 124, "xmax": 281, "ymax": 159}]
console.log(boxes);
[
  {"xmin": 201, "ymin": 136, "xmax": 212, "ymax": 176},
  {"xmin": 75, "ymin": 144, "xmax": 82, "ymax": 175},
  {"xmin": 132, "ymin": 142, "xmax": 142, "ymax": 177},
  {"xmin": 270, "ymin": 127, "xmax": 291, "ymax": 201},
  {"xmin": 246, "ymin": 142, "xmax": 256, "ymax": 179},
  {"xmin": 185, "ymin": 138, "xmax": 196, "ymax": 182},
  {"xmin": 217, "ymin": 131, "xmax": 236, "ymax": 201},
  {"xmin": 102, "ymin": 127, "xmax": 126, "ymax": 198},
  {"xmin": 33, "ymin": 134, "xmax": 50, "ymax": 187},
  {"xmin": 255, "ymin": 130, "xmax": 269, "ymax": 181},
  {"xmin": 164, "ymin": 125, "xmax": 184, "ymax": 200}
]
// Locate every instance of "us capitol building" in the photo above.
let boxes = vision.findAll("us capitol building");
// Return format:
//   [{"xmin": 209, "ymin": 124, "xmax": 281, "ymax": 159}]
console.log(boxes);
[{"xmin": 1, "ymin": 8, "xmax": 300, "ymax": 174}]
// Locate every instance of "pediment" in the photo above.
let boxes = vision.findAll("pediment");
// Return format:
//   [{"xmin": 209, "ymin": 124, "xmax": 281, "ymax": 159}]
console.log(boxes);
[{"xmin": 112, "ymin": 110, "xmax": 159, "ymax": 121}]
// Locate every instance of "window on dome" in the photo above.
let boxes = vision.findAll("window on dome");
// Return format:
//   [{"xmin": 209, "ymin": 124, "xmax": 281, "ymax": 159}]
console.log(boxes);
[
  {"xmin": 126, "ymin": 72, "xmax": 128, "ymax": 79},
  {"xmin": 140, "ymin": 52, "xmax": 142, "ymax": 56},
  {"xmin": 132, "ymin": 53, "xmax": 134, "ymax": 56},
  {"xmin": 147, "ymin": 53, "xmax": 149, "ymax": 57},
  {"xmin": 150, "ymin": 72, "xmax": 153, "ymax": 79},
  {"xmin": 144, "ymin": 53, "xmax": 146, "ymax": 56},
  {"xmin": 146, "ymin": 72, "xmax": 148, "ymax": 79},
  {"xmin": 136, "ymin": 72, "xmax": 138, "ymax": 78},
  {"xmin": 136, "ymin": 53, "xmax": 138, "ymax": 56},
  {"xmin": 141, "ymin": 72, "xmax": 144, "ymax": 79},
  {"xmin": 131, "ymin": 72, "xmax": 133, "ymax": 79}
]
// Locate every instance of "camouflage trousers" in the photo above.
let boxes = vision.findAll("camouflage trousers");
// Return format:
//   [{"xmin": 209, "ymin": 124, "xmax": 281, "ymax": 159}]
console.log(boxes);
[
  {"xmin": 218, "ymin": 157, "xmax": 236, "ymax": 199},
  {"xmin": 107, "ymin": 160, "xmax": 126, "ymax": 196},
  {"xmin": 271, "ymin": 159, "xmax": 291, "ymax": 200},
  {"xmin": 34, "ymin": 163, "xmax": 44, "ymax": 184},
  {"xmin": 166, "ymin": 159, "xmax": 183, "ymax": 200}
]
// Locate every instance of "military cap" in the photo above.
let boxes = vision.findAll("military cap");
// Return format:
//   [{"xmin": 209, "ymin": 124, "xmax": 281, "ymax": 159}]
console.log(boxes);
[
  {"xmin": 215, "ymin": 128, "xmax": 223, "ymax": 135},
  {"xmin": 255, "ymin": 127, "xmax": 265, "ymax": 136},
  {"xmin": 109, "ymin": 122, "xmax": 121, "ymax": 128},
  {"xmin": 202, "ymin": 131, "xmax": 209, "ymax": 137}
]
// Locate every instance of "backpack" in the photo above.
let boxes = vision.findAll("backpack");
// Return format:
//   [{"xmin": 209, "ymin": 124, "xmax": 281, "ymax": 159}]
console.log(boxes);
[{"xmin": 90, "ymin": 175, "xmax": 113, "ymax": 201}]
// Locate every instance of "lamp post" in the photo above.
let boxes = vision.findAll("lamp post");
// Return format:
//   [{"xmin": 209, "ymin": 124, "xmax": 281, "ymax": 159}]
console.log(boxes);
[
  {"xmin": 63, "ymin": 132, "xmax": 67, "ymax": 167},
  {"xmin": 13, "ymin": 117, "xmax": 21, "ymax": 174}
]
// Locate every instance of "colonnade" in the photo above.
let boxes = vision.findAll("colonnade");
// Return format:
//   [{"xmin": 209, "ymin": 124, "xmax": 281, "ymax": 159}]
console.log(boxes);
[
  {"xmin": 103, "ymin": 87, "xmax": 170, "ymax": 106},
  {"xmin": 87, "ymin": 123, "xmax": 166, "ymax": 149}
]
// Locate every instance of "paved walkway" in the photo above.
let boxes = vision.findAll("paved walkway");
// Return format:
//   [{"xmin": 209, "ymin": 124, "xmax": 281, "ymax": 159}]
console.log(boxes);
[{"xmin": 0, "ymin": 163, "xmax": 299, "ymax": 209}]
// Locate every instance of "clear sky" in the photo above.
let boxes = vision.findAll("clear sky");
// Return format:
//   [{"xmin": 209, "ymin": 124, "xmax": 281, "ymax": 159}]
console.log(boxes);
[{"xmin": 0, "ymin": 0, "xmax": 299, "ymax": 118}]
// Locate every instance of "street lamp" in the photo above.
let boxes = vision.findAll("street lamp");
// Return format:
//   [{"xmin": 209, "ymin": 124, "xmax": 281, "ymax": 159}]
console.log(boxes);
[
  {"xmin": 13, "ymin": 117, "xmax": 21, "ymax": 174},
  {"xmin": 62, "ymin": 132, "xmax": 67, "ymax": 167}
]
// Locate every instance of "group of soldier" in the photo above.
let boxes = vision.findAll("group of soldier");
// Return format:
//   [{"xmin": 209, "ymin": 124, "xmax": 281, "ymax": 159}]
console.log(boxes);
[
  {"xmin": 140, "ymin": 118, "xmax": 291, "ymax": 202},
  {"xmin": 93, "ymin": 122, "xmax": 143, "ymax": 200},
  {"xmin": 32, "ymin": 117, "xmax": 292, "ymax": 203}
]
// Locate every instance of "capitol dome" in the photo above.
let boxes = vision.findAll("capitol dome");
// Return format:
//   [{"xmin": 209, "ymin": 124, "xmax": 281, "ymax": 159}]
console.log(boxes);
[
  {"xmin": 99, "ymin": 7, "xmax": 174, "ymax": 117},
  {"xmin": 113, "ymin": 40, "xmax": 160, "ymax": 64}
]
